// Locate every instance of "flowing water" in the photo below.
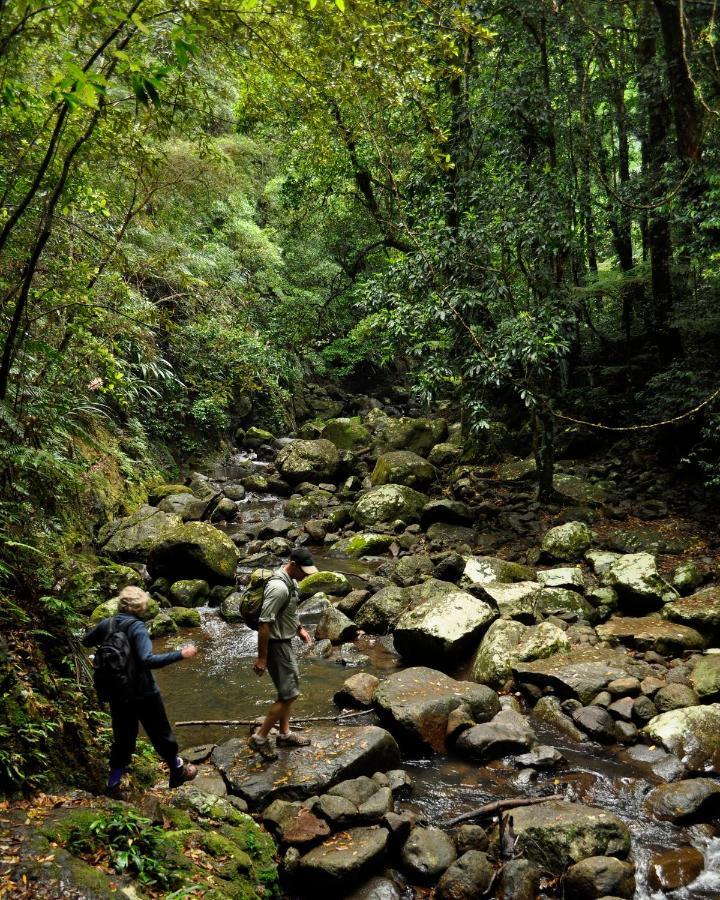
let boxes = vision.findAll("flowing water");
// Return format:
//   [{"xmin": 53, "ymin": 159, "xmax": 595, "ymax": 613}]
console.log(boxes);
[{"xmin": 154, "ymin": 451, "xmax": 719, "ymax": 899}]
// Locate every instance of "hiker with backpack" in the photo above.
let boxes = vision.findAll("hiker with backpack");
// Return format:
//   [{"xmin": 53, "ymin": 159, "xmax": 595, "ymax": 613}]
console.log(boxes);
[
  {"xmin": 248, "ymin": 547, "xmax": 317, "ymax": 761},
  {"xmin": 82, "ymin": 585, "xmax": 199, "ymax": 798}
]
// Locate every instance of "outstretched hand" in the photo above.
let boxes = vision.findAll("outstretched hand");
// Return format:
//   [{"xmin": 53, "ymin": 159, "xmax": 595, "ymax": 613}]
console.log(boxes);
[{"xmin": 181, "ymin": 644, "xmax": 198, "ymax": 659}]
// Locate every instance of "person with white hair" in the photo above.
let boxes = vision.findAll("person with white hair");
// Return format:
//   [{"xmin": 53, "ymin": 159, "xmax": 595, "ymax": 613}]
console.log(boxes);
[{"xmin": 82, "ymin": 585, "xmax": 198, "ymax": 798}]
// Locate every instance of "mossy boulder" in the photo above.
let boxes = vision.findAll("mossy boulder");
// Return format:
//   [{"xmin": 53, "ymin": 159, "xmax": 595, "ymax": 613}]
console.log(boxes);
[
  {"xmin": 99, "ymin": 505, "xmax": 182, "ymax": 561},
  {"xmin": 89, "ymin": 595, "xmax": 160, "ymax": 624},
  {"xmin": 463, "ymin": 556, "xmax": 536, "ymax": 587},
  {"xmin": 158, "ymin": 492, "xmax": 210, "ymax": 522},
  {"xmin": 330, "ymin": 533, "xmax": 395, "ymax": 558},
  {"xmin": 298, "ymin": 571, "xmax": 352, "ymax": 598},
  {"xmin": 663, "ymin": 585, "xmax": 720, "ymax": 632},
  {"xmin": 472, "ymin": 619, "xmax": 570, "ymax": 687},
  {"xmin": 322, "ymin": 417, "xmax": 372, "ymax": 450},
  {"xmin": 371, "ymin": 451, "xmax": 435, "ymax": 489},
  {"xmin": 169, "ymin": 606, "xmax": 202, "ymax": 628},
  {"xmin": 372, "ymin": 416, "xmax": 448, "ymax": 456},
  {"xmin": 244, "ymin": 426, "xmax": 275, "ymax": 447},
  {"xmin": 606, "ymin": 553, "xmax": 678, "ymax": 609},
  {"xmin": 276, "ymin": 439, "xmax": 341, "ymax": 484},
  {"xmin": 285, "ymin": 490, "xmax": 335, "ymax": 519},
  {"xmin": 148, "ymin": 611, "xmax": 179, "ymax": 637},
  {"xmin": 690, "ymin": 655, "xmax": 720, "ymax": 700},
  {"xmin": 541, "ymin": 522, "xmax": 592, "ymax": 562},
  {"xmin": 64, "ymin": 558, "xmax": 144, "ymax": 614},
  {"xmin": 355, "ymin": 586, "xmax": 410, "ymax": 633},
  {"xmin": 429, "ymin": 443, "xmax": 463, "ymax": 467},
  {"xmin": 671, "ymin": 560, "xmax": 704, "ymax": 595},
  {"xmin": 149, "ymin": 521, "xmax": 240, "ymax": 583},
  {"xmin": 170, "ymin": 579, "xmax": 210, "ymax": 607},
  {"xmin": 352, "ymin": 484, "xmax": 428, "ymax": 527},
  {"xmin": 148, "ymin": 483, "xmax": 193, "ymax": 504}
]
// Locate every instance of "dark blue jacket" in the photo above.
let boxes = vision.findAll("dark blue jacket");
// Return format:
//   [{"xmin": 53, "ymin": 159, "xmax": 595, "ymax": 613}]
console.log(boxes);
[{"xmin": 82, "ymin": 613, "xmax": 182, "ymax": 698}]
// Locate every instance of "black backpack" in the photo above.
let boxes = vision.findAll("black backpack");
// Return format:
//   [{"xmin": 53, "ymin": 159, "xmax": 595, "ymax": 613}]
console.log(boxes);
[{"xmin": 93, "ymin": 617, "xmax": 137, "ymax": 703}]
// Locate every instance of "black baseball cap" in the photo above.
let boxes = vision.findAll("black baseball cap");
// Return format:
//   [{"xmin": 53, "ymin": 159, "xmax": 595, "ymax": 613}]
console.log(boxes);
[{"xmin": 290, "ymin": 547, "xmax": 318, "ymax": 575}]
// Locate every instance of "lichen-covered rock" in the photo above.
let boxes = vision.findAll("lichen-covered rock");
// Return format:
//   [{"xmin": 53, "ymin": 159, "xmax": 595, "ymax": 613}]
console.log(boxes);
[
  {"xmin": 276, "ymin": 439, "xmax": 341, "ymax": 484},
  {"xmin": 564, "ymin": 856, "xmax": 636, "ymax": 900},
  {"xmin": 371, "ymin": 451, "xmax": 435, "ymax": 489},
  {"xmin": 391, "ymin": 554, "xmax": 434, "ymax": 587},
  {"xmin": 541, "ymin": 522, "xmax": 592, "ymax": 562},
  {"xmin": 605, "ymin": 553, "xmax": 678, "ymax": 609},
  {"xmin": 690, "ymin": 655, "xmax": 720, "ymax": 699},
  {"xmin": 476, "ymin": 581, "xmax": 544, "ymax": 623},
  {"xmin": 663, "ymin": 585, "xmax": 720, "ymax": 633},
  {"xmin": 596, "ymin": 616, "xmax": 705, "ymax": 655},
  {"xmin": 373, "ymin": 416, "xmax": 448, "ymax": 456},
  {"xmin": 645, "ymin": 778, "xmax": 720, "ymax": 822},
  {"xmin": 393, "ymin": 580, "xmax": 496, "ymax": 666},
  {"xmin": 429, "ymin": 442, "xmax": 463, "ymax": 467},
  {"xmin": 330, "ymin": 533, "xmax": 395, "ymax": 558},
  {"xmin": 89, "ymin": 594, "xmax": 159, "ymax": 624},
  {"xmin": 315, "ymin": 607, "xmax": 358, "ymax": 644},
  {"xmin": 147, "ymin": 611, "xmax": 178, "ymax": 637},
  {"xmin": 148, "ymin": 521, "xmax": 240, "ymax": 582},
  {"xmin": 100, "ymin": 505, "xmax": 182, "ymax": 561},
  {"xmin": 531, "ymin": 696, "xmax": 585, "ymax": 742},
  {"xmin": 169, "ymin": 578, "xmax": 210, "ymax": 607},
  {"xmin": 535, "ymin": 587, "xmax": 596, "ymax": 622},
  {"xmin": 472, "ymin": 620, "xmax": 569, "ymax": 688},
  {"xmin": 511, "ymin": 800, "xmax": 631, "ymax": 871},
  {"xmin": 400, "ymin": 826, "xmax": 456, "ymax": 882},
  {"xmin": 463, "ymin": 556, "xmax": 536, "ymax": 587},
  {"xmin": 352, "ymin": 485, "xmax": 428, "ymax": 527},
  {"xmin": 158, "ymin": 492, "xmax": 209, "ymax": 521},
  {"xmin": 285, "ymin": 490, "xmax": 335, "ymax": 519},
  {"xmin": 374, "ymin": 666, "xmax": 500, "ymax": 752},
  {"xmin": 671, "ymin": 560, "xmax": 704, "ymax": 595},
  {"xmin": 537, "ymin": 567, "xmax": 585, "ymax": 592},
  {"xmin": 642, "ymin": 704, "xmax": 720, "ymax": 772},
  {"xmin": 168, "ymin": 606, "xmax": 201, "ymax": 628},
  {"xmin": 298, "ymin": 571, "xmax": 351, "ymax": 598},
  {"xmin": 322, "ymin": 417, "xmax": 372, "ymax": 450},
  {"xmin": 355, "ymin": 586, "xmax": 411, "ymax": 633}
]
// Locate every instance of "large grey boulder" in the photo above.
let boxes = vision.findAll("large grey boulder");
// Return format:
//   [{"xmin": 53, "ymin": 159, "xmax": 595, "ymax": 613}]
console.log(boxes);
[
  {"xmin": 472, "ymin": 620, "xmax": 569, "ymax": 687},
  {"xmin": 513, "ymin": 647, "xmax": 651, "ymax": 704},
  {"xmin": 355, "ymin": 586, "xmax": 412, "ymax": 634},
  {"xmin": 645, "ymin": 778, "xmax": 720, "ymax": 822},
  {"xmin": 400, "ymin": 826, "xmax": 456, "ymax": 882},
  {"xmin": 212, "ymin": 725, "xmax": 400, "ymax": 807},
  {"xmin": 541, "ymin": 522, "xmax": 592, "ymax": 562},
  {"xmin": 353, "ymin": 485, "xmax": 428, "ymax": 527},
  {"xmin": 148, "ymin": 521, "xmax": 240, "ymax": 582},
  {"xmin": 315, "ymin": 607, "xmax": 358, "ymax": 644},
  {"xmin": 596, "ymin": 616, "xmax": 705, "ymax": 654},
  {"xmin": 374, "ymin": 666, "xmax": 500, "ymax": 752},
  {"xmin": 276, "ymin": 439, "xmax": 341, "ymax": 484},
  {"xmin": 455, "ymin": 709, "xmax": 537, "ymax": 760},
  {"xmin": 296, "ymin": 826, "xmax": 388, "ymax": 889},
  {"xmin": 605, "ymin": 553, "xmax": 678, "ymax": 609},
  {"xmin": 158, "ymin": 492, "xmax": 210, "ymax": 521},
  {"xmin": 663, "ymin": 585, "xmax": 720, "ymax": 633},
  {"xmin": 371, "ymin": 451, "xmax": 435, "ymax": 490},
  {"xmin": 100, "ymin": 505, "xmax": 181, "ymax": 561},
  {"xmin": 393, "ymin": 580, "xmax": 496, "ymax": 666},
  {"xmin": 511, "ymin": 800, "xmax": 631, "ymax": 871},
  {"xmin": 642, "ymin": 704, "xmax": 720, "ymax": 772},
  {"xmin": 475, "ymin": 581, "xmax": 544, "ymax": 623},
  {"xmin": 373, "ymin": 416, "xmax": 448, "ymax": 456},
  {"xmin": 322, "ymin": 417, "xmax": 372, "ymax": 450}
]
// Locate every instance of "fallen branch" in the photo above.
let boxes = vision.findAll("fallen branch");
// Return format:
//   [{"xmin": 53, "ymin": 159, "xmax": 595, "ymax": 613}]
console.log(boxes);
[
  {"xmin": 443, "ymin": 793, "xmax": 564, "ymax": 828},
  {"xmin": 175, "ymin": 710, "xmax": 374, "ymax": 728}
]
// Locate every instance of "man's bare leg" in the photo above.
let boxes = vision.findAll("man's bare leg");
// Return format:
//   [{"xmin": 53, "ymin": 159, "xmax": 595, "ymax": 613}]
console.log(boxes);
[{"xmin": 257, "ymin": 698, "xmax": 293, "ymax": 739}]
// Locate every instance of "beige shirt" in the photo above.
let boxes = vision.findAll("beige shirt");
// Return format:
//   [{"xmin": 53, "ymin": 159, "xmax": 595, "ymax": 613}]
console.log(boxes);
[{"xmin": 259, "ymin": 568, "xmax": 300, "ymax": 640}]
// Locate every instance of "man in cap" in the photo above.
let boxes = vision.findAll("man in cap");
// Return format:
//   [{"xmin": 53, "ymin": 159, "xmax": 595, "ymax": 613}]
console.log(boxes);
[
  {"xmin": 82, "ymin": 585, "xmax": 198, "ymax": 796},
  {"xmin": 249, "ymin": 548, "xmax": 316, "ymax": 760}
]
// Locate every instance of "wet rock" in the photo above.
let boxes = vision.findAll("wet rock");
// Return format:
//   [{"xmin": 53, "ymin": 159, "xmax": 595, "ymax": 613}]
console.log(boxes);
[
  {"xmin": 514, "ymin": 745, "xmax": 565, "ymax": 768},
  {"xmin": 475, "ymin": 581, "xmax": 543, "ymax": 623},
  {"xmin": 654, "ymin": 683, "xmax": 700, "ymax": 712},
  {"xmin": 394, "ymin": 581, "xmax": 496, "ymax": 666},
  {"xmin": 212, "ymin": 497, "xmax": 237, "ymax": 521},
  {"xmin": 331, "ymin": 533, "xmax": 395, "ymax": 558},
  {"xmin": 285, "ymin": 490, "xmax": 335, "ymax": 519},
  {"xmin": 374, "ymin": 666, "xmax": 500, "ymax": 752},
  {"xmin": 180, "ymin": 743, "xmax": 216, "ymax": 764},
  {"xmin": 353, "ymin": 485, "xmax": 428, "ymax": 528},
  {"xmin": 511, "ymin": 800, "xmax": 631, "ymax": 871},
  {"xmin": 223, "ymin": 482, "xmax": 246, "ymax": 501},
  {"xmin": 315, "ymin": 607, "xmax": 358, "ymax": 644},
  {"xmin": 355, "ymin": 586, "xmax": 410, "ymax": 633},
  {"xmin": 400, "ymin": 826, "xmax": 456, "ymax": 882},
  {"xmin": 607, "ymin": 676, "xmax": 641, "ymax": 696},
  {"xmin": 425, "ymin": 521, "xmax": 477, "ymax": 547},
  {"xmin": 371, "ymin": 451, "xmax": 435, "ymax": 490},
  {"xmin": 513, "ymin": 647, "xmax": 651, "ymax": 704},
  {"xmin": 312, "ymin": 794, "xmax": 358, "ymax": 828},
  {"xmin": 296, "ymin": 826, "xmax": 389, "ymax": 889},
  {"xmin": 463, "ymin": 556, "xmax": 536, "ymax": 587},
  {"xmin": 605, "ymin": 553, "xmax": 678, "ymax": 609},
  {"xmin": 277, "ymin": 807, "xmax": 332, "ymax": 847},
  {"xmin": 358, "ymin": 786, "xmax": 394, "ymax": 823},
  {"xmin": 643, "ymin": 704, "xmax": 720, "ymax": 772},
  {"xmin": 607, "ymin": 697, "xmax": 634, "ymax": 721},
  {"xmin": 538, "ymin": 567, "xmax": 585, "ymax": 592},
  {"xmin": 337, "ymin": 589, "xmax": 371, "ymax": 618},
  {"xmin": 212, "ymin": 725, "xmax": 401, "ymax": 808},
  {"xmin": 472, "ymin": 620, "xmax": 569, "ymax": 688},
  {"xmin": 391, "ymin": 554, "xmax": 434, "ymax": 587},
  {"xmin": 646, "ymin": 846, "xmax": 705, "ymax": 892},
  {"xmin": 169, "ymin": 578, "xmax": 210, "ymax": 607},
  {"xmin": 541, "ymin": 522, "xmax": 592, "ymax": 562},
  {"xmin": 342, "ymin": 875, "xmax": 402, "ymax": 900},
  {"xmin": 158, "ymin": 492, "xmax": 210, "ymax": 521},
  {"xmin": 632, "ymin": 694, "xmax": 658, "ymax": 724},
  {"xmin": 436, "ymin": 850, "xmax": 493, "ymax": 900},
  {"xmin": 420, "ymin": 499, "xmax": 474, "ymax": 527},
  {"xmin": 340, "ymin": 643, "xmax": 370, "ymax": 668},
  {"xmin": 663, "ymin": 586, "xmax": 720, "ymax": 635},
  {"xmin": 596, "ymin": 616, "xmax": 705, "ymax": 654},
  {"xmin": 453, "ymin": 824, "xmax": 488, "ymax": 855},
  {"xmin": 690, "ymin": 654, "xmax": 720, "ymax": 699},
  {"xmin": 322, "ymin": 417, "xmax": 372, "ymax": 450},
  {"xmin": 645, "ymin": 778, "xmax": 720, "ymax": 822},
  {"xmin": 564, "ymin": 856, "xmax": 635, "ymax": 900},
  {"xmin": 219, "ymin": 590, "xmax": 244, "ymax": 624},
  {"xmin": 334, "ymin": 673, "xmax": 380, "ymax": 709},
  {"xmin": 373, "ymin": 416, "xmax": 448, "ymax": 456},
  {"xmin": 276, "ymin": 439, "xmax": 341, "ymax": 485},
  {"xmin": 572, "ymin": 706, "xmax": 617, "ymax": 743},
  {"xmin": 257, "ymin": 517, "xmax": 293, "ymax": 539},
  {"xmin": 497, "ymin": 858, "xmax": 539, "ymax": 900},
  {"xmin": 455, "ymin": 708, "xmax": 536, "ymax": 760},
  {"xmin": 531, "ymin": 696, "xmax": 585, "ymax": 741},
  {"xmin": 621, "ymin": 744, "xmax": 686, "ymax": 782},
  {"xmin": 168, "ymin": 606, "xmax": 202, "ymax": 628},
  {"xmin": 386, "ymin": 769, "xmax": 413, "ymax": 797},
  {"xmin": 614, "ymin": 721, "xmax": 638, "ymax": 744}
]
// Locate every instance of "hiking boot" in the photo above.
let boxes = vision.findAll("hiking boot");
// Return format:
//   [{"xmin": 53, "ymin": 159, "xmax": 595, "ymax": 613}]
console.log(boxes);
[
  {"xmin": 169, "ymin": 761, "xmax": 198, "ymax": 789},
  {"xmin": 248, "ymin": 733, "xmax": 279, "ymax": 761},
  {"xmin": 276, "ymin": 732, "xmax": 311, "ymax": 748}
]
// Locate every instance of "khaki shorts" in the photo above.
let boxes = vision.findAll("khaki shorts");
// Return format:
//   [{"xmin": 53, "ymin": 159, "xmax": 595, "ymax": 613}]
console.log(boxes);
[{"xmin": 267, "ymin": 640, "xmax": 300, "ymax": 701}]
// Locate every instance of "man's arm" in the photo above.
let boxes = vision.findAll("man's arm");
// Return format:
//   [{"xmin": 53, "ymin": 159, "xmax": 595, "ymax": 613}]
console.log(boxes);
[{"xmin": 255, "ymin": 622, "xmax": 271, "ymax": 674}]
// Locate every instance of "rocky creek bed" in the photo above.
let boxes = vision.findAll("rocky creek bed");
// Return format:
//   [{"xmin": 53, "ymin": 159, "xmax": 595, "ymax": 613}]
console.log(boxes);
[{"xmin": 5, "ymin": 397, "xmax": 720, "ymax": 899}]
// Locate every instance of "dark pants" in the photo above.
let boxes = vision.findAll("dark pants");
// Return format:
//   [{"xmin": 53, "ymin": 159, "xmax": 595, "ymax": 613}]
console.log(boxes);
[{"xmin": 109, "ymin": 692, "xmax": 178, "ymax": 769}]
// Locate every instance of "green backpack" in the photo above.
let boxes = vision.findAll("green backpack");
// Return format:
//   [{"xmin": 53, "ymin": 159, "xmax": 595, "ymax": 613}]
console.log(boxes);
[{"xmin": 238, "ymin": 569, "xmax": 288, "ymax": 630}]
